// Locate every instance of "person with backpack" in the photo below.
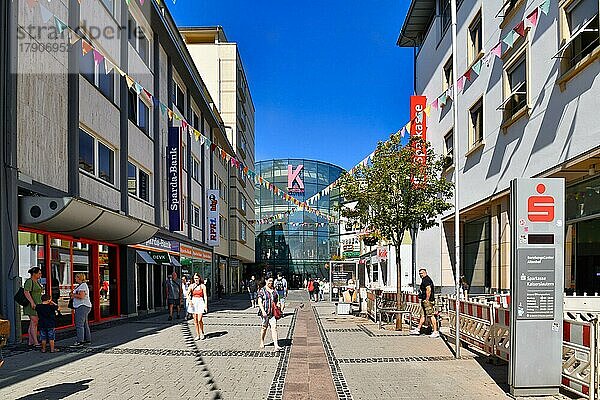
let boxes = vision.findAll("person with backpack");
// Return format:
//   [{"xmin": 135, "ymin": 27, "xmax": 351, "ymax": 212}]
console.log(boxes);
[
  {"xmin": 247, "ymin": 276, "xmax": 258, "ymax": 308},
  {"xmin": 307, "ymin": 278, "xmax": 314, "ymax": 301},
  {"xmin": 274, "ymin": 273, "xmax": 288, "ymax": 311},
  {"xmin": 312, "ymin": 279, "xmax": 320, "ymax": 302}
]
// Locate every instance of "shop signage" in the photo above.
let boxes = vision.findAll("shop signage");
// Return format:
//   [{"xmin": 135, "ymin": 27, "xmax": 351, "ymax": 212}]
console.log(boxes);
[
  {"xmin": 343, "ymin": 251, "xmax": 360, "ymax": 258},
  {"xmin": 150, "ymin": 251, "xmax": 170, "ymax": 263},
  {"xmin": 207, "ymin": 190, "xmax": 220, "ymax": 246},
  {"xmin": 410, "ymin": 95, "xmax": 427, "ymax": 185},
  {"xmin": 509, "ymin": 178, "xmax": 564, "ymax": 396},
  {"xmin": 180, "ymin": 244, "xmax": 212, "ymax": 262},
  {"xmin": 167, "ymin": 127, "xmax": 182, "ymax": 232},
  {"xmin": 377, "ymin": 247, "xmax": 388, "ymax": 261},
  {"xmin": 230, "ymin": 259, "xmax": 240, "ymax": 268},
  {"xmin": 137, "ymin": 237, "xmax": 178, "ymax": 254},
  {"xmin": 287, "ymin": 164, "xmax": 304, "ymax": 193}
]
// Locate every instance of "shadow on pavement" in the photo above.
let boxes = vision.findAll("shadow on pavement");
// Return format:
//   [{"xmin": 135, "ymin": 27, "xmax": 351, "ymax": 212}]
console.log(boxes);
[
  {"xmin": 15, "ymin": 378, "xmax": 93, "ymax": 400},
  {"xmin": 473, "ymin": 356, "xmax": 510, "ymax": 393},
  {"xmin": 204, "ymin": 331, "xmax": 228, "ymax": 339}
]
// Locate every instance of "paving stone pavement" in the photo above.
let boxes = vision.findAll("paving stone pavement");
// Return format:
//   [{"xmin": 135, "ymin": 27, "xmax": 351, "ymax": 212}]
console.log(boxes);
[{"xmin": 0, "ymin": 292, "xmax": 580, "ymax": 400}]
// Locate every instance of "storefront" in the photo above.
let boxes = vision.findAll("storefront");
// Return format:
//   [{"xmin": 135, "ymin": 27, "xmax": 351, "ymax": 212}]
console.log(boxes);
[
  {"xmin": 180, "ymin": 244, "xmax": 213, "ymax": 298},
  {"xmin": 18, "ymin": 229, "xmax": 120, "ymax": 334}
]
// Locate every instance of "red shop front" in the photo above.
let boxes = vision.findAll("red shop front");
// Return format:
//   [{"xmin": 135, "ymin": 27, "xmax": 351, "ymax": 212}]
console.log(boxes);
[{"xmin": 18, "ymin": 228, "xmax": 121, "ymax": 334}]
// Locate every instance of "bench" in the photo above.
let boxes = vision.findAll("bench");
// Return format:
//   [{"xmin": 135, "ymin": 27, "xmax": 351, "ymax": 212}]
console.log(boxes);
[{"xmin": 377, "ymin": 297, "xmax": 413, "ymax": 330}]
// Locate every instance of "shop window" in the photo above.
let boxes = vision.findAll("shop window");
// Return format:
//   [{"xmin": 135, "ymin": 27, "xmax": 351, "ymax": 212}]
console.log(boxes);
[
  {"xmin": 468, "ymin": 98, "xmax": 484, "ymax": 150},
  {"xmin": 79, "ymin": 128, "xmax": 115, "ymax": 185},
  {"xmin": 558, "ymin": 0, "xmax": 600, "ymax": 73},
  {"xmin": 468, "ymin": 12, "xmax": 483, "ymax": 64}
]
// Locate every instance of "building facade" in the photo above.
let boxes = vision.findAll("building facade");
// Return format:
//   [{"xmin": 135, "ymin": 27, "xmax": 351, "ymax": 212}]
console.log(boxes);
[
  {"xmin": 181, "ymin": 27, "xmax": 256, "ymax": 294},
  {"xmin": 398, "ymin": 0, "xmax": 600, "ymax": 294},
  {"xmin": 254, "ymin": 159, "xmax": 343, "ymax": 288},
  {"xmin": 0, "ymin": 0, "xmax": 248, "ymax": 342}
]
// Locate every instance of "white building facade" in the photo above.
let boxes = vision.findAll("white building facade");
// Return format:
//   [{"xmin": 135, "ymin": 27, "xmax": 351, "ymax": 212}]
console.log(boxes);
[{"xmin": 398, "ymin": 0, "xmax": 600, "ymax": 294}]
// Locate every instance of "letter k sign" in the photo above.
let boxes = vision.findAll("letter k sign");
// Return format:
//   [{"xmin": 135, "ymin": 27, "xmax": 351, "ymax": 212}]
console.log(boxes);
[{"xmin": 288, "ymin": 165, "xmax": 304, "ymax": 190}]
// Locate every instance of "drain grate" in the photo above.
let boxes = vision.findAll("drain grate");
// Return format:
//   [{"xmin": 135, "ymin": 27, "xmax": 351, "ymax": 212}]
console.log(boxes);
[
  {"xmin": 266, "ymin": 308, "xmax": 298, "ymax": 400},
  {"xmin": 337, "ymin": 355, "xmax": 473, "ymax": 364},
  {"xmin": 324, "ymin": 328, "xmax": 364, "ymax": 333}
]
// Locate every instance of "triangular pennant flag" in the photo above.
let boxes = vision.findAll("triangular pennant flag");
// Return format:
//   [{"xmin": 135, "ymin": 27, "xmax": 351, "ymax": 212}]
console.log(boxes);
[
  {"xmin": 439, "ymin": 93, "xmax": 448, "ymax": 107},
  {"xmin": 464, "ymin": 69, "xmax": 472, "ymax": 81},
  {"xmin": 93, "ymin": 50, "xmax": 105, "ymax": 65},
  {"xmin": 39, "ymin": 4, "xmax": 54, "ymax": 22},
  {"xmin": 26, "ymin": 0, "xmax": 38, "ymax": 10},
  {"xmin": 491, "ymin": 42, "xmax": 502, "ymax": 58},
  {"xmin": 160, "ymin": 103, "xmax": 167, "ymax": 115},
  {"xmin": 115, "ymin": 66, "xmax": 126, "ymax": 77},
  {"xmin": 54, "ymin": 16, "xmax": 68, "ymax": 35},
  {"xmin": 405, "ymin": 121, "xmax": 412, "ymax": 132},
  {"xmin": 69, "ymin": 31, "xmax": 81, "ymax": 45},
  {"xmin": 125, "ymin": 75, "xmax": 135, "ymax": 89},
  {"xmin": 143, "ymin": 89, "xmax": 153, "ymax": 101},
  {"xmin": 514, "ymin": 21, "xmax": 526, "ymax": 37},
  {"xmin": 153, "ymin": 97, "xmax": 160, "ymax": 107},
  {"xmin": 82, "ymin": 40, "xmax": 93, "ymax": 56},
  {"xmin": 167, "ymin": 109, "xmax": 173, "ymax": 121},
  {"xmin": 104, "ymin": 59, "xmax": 114, "ymax": 74},
  {"xmin": 526, "ymin": 8, "xmax": 539, "ymax": 28},
  {"xmin": 502, "ymin": 31, "xmax": 514, "ymax": 48},
  {"xmin": 472, "ymin": 59, "xmax": 482, "ymax": 75},
  {"xmin": 134, "ymin": 82, "xmax": 143, "ymax": 95},
  {"xmin": 399, "ymin": 127, "xmax": 406, "ymax": 137},
  {"xmin": 456, "ymin": 76, "xmax": 465, "ymax": 92},
  {"xmin": 205, "ymin": 138, "xmax": 212, "ymax": 147},
  {"xmin": 431, "ymin": 98, "xmax": 439, "ymax": 110},
  {"xmin": 210, "ymin": 143, "xmax": 217, "ymax": 152},
  {"xmin": 539, "ymin": 0, "xmax": 550, "ymax": 15},
  {"xmin": 424, "ymin": 104, "xmax": 431, "ymax": 116}
]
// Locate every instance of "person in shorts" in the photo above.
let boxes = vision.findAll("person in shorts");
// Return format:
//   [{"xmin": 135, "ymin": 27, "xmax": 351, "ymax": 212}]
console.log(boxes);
[
  {"xmin": 248, "ymin": 275, "xmax": 258, "ymax": 308},
  {"xmin": 164, "ymin": 271, "xmax": 182, "ymax": 320},
  {"xmin": 274, "ymin": 273, "xmax": 288, "ymax": 311},
  {"xmin": 410, "ymin": 268, "xmax": 439, "ymax": 338},
  {"xmin": 36, "ymin": 294, "xmax": 59, "ymax": 353}
]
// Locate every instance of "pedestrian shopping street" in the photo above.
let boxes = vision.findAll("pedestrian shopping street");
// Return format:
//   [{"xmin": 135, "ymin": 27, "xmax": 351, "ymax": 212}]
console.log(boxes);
[{"xmin": 0, "ymin": 291, "xmax": 569, "ymax": 400}]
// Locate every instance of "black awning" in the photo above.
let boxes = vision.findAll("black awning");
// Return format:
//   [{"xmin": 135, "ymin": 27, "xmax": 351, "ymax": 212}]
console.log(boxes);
[
  {"xmin": 397, "ymin": 0, "xmax": 436, "ymax": 47},
  {"xmin": 136, "ymin": 250, "xmax": 157, "ymax": 264},
  {"xmin": 19, "ymin": 197, "xmax": 159, "ymax": 245}
]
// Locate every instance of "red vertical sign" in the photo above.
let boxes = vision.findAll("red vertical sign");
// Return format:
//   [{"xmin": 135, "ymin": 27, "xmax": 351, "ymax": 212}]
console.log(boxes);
[{"xmin": 410, "ymin": 96, "xmax": 427, "ymax": 185}]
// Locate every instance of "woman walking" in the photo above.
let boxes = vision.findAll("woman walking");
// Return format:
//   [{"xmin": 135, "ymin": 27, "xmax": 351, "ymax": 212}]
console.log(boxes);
[
  {"xmin": 187, "ymin": 274, "xmax": 208, "ymax": 340},
  {"xmin": 71, "ymin": 273, "xmax": 92, "ymax": 346},
  {"xmin": 258, "ymin": 273, "xmax": 282, "ymax": 351},
  {"xmin": 23, "ymin": 267, "xmax": 43, "ymax": 347}
]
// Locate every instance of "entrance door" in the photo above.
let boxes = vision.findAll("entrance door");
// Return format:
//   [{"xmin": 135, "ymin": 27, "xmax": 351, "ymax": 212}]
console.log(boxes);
[
  {"xmin": 575, "ymin": 219, "xmax": 600, "ymax": 295},
  {"xmin": 137, "ymin": 264, "xmax": 148, "ymax": 312},
  {"xmin": 153, "ymin": 265, "xmax": 164, "ymax": 308}
]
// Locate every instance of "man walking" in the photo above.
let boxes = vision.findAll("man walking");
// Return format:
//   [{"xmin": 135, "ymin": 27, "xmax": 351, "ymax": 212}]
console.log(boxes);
[
  {"xmin": 165, "ymin": 271, "xmax": 182, "ymax": 321},
  {"xmin": 274, "ymin": 273, "xmax": 288, "ymax": 311},
  {"xmin": 248, "ymin": 275, "xmax": 258, "ymax": 308},
  {"xmin": 410, "ymin": 268, "xmax": 439, "ymax": 338}
]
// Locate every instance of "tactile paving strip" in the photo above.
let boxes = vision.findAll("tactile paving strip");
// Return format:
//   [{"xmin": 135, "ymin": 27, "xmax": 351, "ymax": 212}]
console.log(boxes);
[{"xmin": 266, "ymin": 308, "xmax": 298, "ymax": 400}]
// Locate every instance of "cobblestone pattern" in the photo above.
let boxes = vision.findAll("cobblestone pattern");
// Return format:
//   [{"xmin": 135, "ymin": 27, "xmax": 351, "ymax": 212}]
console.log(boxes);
[{"xmin": 266, "ymin": 309, "xmax": 298, "ymax": 400}]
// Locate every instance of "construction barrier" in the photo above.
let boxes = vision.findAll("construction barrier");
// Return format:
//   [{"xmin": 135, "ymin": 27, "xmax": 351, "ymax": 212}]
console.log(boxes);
[{"xmin": 444, "ymin": 294, "xmax": 600, "ymax": 399}]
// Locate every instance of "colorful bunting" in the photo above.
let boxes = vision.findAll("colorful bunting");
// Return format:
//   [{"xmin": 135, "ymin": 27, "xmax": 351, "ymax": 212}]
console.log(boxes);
[
  {"xmin": 471, "ymin": 59, "xmax": 482, "ymax": 75},
  {"xmin": 514, "ymin": 21, "xmax": 526, "ymax": 37},
  {"xmin": 540, "ymin": 0, "xmax": 550, "ymax": 15},
  {"xmin": 456, "ymin": 76, "xmax": 465, "ymax": 93},
  {"xmin": 431, "ymin": 98, "xmax": 439, "ymax": 110},
  {"xmin": 93, "ymin": 50, "xmax": 104, "ymax": 65},
  {"xmin": 464, "ymin": 69, "xmax": 472, "ymax": 81},
  {"xmin": 54, "ymin": 16, "xmax": 68, "ymax": 35},
  {"xmin": 491, "ymin": 43, "xmax": 502, "ymax": 58},
  {"xmin": 526, "ymin": 8, "xmax": 539, "ymax": 28}
]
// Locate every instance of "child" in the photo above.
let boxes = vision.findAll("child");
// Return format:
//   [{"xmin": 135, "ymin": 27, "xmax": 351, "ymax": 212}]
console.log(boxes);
[{"xmin": 36, "ymin": 294, "xmax": 59, "ymax": 353}]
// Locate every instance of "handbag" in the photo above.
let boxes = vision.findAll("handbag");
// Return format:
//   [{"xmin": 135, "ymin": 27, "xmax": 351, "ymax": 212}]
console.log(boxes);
[
  {"xmin": 14, "ymin": 287, "xmax": 29, "ymax": 307},
  {"xmin": 68, "ymin": 283, "xmax": 82, "ymax": 309},
  {"xmin": 272, "ymin": 300, "xmax": 283, "ymax": 320}
]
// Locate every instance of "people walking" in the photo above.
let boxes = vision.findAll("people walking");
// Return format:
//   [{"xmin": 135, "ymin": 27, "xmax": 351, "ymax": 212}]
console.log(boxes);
[
  {"xmin": 410, "ymin": 268, "xmax": 439, "ymax": 338},
  {"xmin": 307, "ymin": 278, "xmax": 314, "ymax": 301},
  {"xmin": 165, "ymin": 271, "xmax": 182, "ymax": 320},
  {"xmin": 247, "ymin": 275, "xmax": 258, "ymax": 308},
  {"xmin": 36, "ymin": 294, "xmax": 59, "ymax": 353},
  {"xmin": 187, "ymin": 274, "xmax": 208, "ymax": 340},
  {"xmin": 312, "ymin": 279, "xmax": 320, "ymax": 302},
  {"xmin": 181, "ymin": 276, "xmax": 190, "ymax": 320},
  {"xmin": 23, "ymin": 267, "xmax": 43, "ymax": 347},
  {"xmin": 258, "ymin": 273, "xmax": 282, "ymax": 351},
  {"xmin": 274, "ymin": 273, "xmax": 288, "ymax": 312},
  {"xmin": 71, "ymin": 273, "xmax": 92, "ymax": 346}
]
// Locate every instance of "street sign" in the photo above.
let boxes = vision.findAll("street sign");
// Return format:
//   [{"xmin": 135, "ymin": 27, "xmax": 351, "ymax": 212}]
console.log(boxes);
[{"xmin": 509, "ymin": 178, "xmax": 564, "ymax": 396}]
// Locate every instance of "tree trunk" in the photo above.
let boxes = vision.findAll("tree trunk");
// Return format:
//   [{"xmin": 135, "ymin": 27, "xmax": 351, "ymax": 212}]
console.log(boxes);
[{"xmin": 395, "ymin": 242, "xmax": 403, "ymax": 331}]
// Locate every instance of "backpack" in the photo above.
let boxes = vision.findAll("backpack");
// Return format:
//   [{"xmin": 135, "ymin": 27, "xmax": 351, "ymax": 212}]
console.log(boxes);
[{"xmin": 275, "ymin": 279, "xmax": 284, "ymax": 292}]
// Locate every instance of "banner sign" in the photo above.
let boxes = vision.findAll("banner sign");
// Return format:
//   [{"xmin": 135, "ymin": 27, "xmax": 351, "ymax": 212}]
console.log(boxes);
[
  {"xmin": 167, "ymin": 127, "xmax": 182, "ymax": 232},
  {"xmin": 207, "ymin": 190, "xmax": 220, "ymax": 246},
  {"xmin": 410, "ymin": 95, "xmax": 427, "ymax": 166},
  {"xmin": 287, "ymin": 164, "xmax": 305, "ymax": 193}
]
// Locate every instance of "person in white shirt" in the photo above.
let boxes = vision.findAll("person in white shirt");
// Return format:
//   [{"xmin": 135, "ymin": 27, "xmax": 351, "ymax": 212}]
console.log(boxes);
[{"xmin": 71, "ymin": 273, "xmax": 92, "ymax": 346}]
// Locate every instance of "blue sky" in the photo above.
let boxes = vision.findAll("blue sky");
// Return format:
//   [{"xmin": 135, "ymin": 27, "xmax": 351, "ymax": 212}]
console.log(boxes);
[{"xmin": 170, "ymin": 0, "xmax": 414, "ymax": 170}]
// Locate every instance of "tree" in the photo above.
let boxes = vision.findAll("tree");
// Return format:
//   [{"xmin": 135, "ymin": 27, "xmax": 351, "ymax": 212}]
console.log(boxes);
[{"xmin": 338, "ymin": 133, "xmax": 453, "ymax": 329}]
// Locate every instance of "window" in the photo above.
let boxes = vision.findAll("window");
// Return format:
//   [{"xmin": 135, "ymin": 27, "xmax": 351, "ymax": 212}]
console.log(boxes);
[
  {"xmin": 239, "ymin": 223, "xmax": 247, "ymax": 242},
  {"xmin": 128, "ymin": 88, "xmax": 151, "ymax": 135},
  {"xmin": 193, "ymin": 112, "xmax": 200, "ymax": 130},
  {"xmin": 79, "ymin": 129, "xmax": 95, "ymax": 174},
  {"xmin": 80, "ymin": 43, "xmax": 115, "ymax": 101},
  {"xmin": 220, "ymin": 216, "xmax": 226, "ymax": 238},
  {"xmin": 239, "ymin": 193, "xmax": 246, "ymax": 213},
  {"xmin": 191, "ymin": 156, "xmax": 200, "ymax": 181},
  {"xmin": 79, "ymin": 128, "xmax": 115, "ymax": 185},
  {"xmin": 440, "ymin": 0, "xmax": 451, "ymax": 33},
  {"xmin": 181, "ymin": 144, "xmax": 188, "ymax": 171},
  {"xmin": 444, "ymin": 130, "xmax": 454, "ymax": 169},
  {"xmin": 468, "ymin": 13, "xmax": 483, "ymax": 64},
  {"xmin": 192, "ymin": 204, "xmax": 201, "ymax": 228},
  {"xmin": 559, "ymin": 0, "xmax": 599, "ymax": 71},
  {"xmin": 127, "ymin": 161, "xmax": 150, "ymax": 202},
  {"xmin": 502, "ymin": 55, "xmax": 528, "ymax": 119},
  {"xmin": 128, "ymin": 13, "xmax": 149, "ymax": 65},
  {"xmin": 469, "ymin": 98, "xmax": 484, "ymax": 150},
  {"xmin": 443, "ymin": 57, "xmax": 453, "ymax": 92},
  {"xmin": 173, "ymin": 80, "xmax": 185, "ymax": 111}
]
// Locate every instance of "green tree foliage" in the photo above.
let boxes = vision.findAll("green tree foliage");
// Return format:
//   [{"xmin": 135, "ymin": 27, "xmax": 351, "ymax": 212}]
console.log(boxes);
[{"xmin": 338, "ymin": 133, "xmax": 453, "ymax": 308}]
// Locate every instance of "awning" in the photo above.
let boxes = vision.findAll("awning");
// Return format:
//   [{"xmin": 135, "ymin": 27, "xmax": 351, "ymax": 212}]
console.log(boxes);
[
  {"xmin": 19, "ymin": 197, "xmax": 158, "ymax": 245},
  {"xmin": 136, "ymin": 250, "xmax": 157, "ymax": 264},
  {"xmin": 397, "ymin": 0, "xmax": 436, "ymax": 47},
  {"xmin": 169, "ymin": 255, "xmax": 182, "ymax": 267}
]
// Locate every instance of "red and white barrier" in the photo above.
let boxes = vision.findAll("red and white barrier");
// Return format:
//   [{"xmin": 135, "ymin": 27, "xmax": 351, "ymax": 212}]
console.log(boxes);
[{"xmin": 562, "ymin": 319, "xmax": 596, "ymax": 399}]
